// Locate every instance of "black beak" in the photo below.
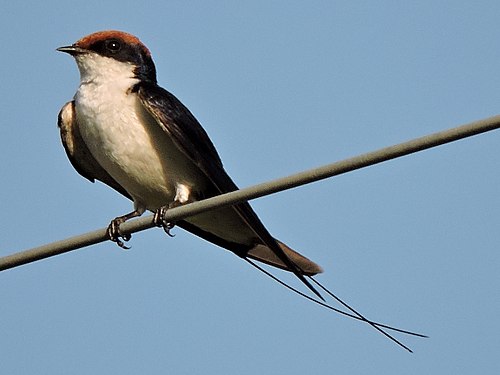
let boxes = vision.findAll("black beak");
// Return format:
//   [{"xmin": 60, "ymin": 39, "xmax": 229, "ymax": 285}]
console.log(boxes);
[{"xmin": 56, "ymin": 45, "xmax": 87, "ymax": 55}]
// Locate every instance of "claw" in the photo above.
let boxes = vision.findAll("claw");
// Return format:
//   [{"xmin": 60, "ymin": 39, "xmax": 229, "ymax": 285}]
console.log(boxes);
[
  {"xmin": 107, "ymin": 217, "xmax": 132, "ymax": 249},
  {"xmin": 164, "ymin": 222, "xmax": 176, "ymax": 237},
  {"xmin": 153, "ymin": 205, "xmax": 176, "ymax": 237}
]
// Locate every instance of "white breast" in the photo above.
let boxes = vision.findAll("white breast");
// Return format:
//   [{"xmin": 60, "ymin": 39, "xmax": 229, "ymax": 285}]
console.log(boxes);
[{"xmin": 73, "ymin": 55, "xmax": 204, "ymax": 212}]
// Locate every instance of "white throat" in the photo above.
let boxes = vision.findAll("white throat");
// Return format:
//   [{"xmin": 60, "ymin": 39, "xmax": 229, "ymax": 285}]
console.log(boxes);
[{"xmin": 75, "ymin": 52, "xmax": 138, "ymax": 89}]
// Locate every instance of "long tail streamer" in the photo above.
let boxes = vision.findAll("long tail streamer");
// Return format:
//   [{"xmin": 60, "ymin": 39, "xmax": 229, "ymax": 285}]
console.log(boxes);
[{"xmin": 244, "ymin": 258, "xmax": 427, "ymax": 353}]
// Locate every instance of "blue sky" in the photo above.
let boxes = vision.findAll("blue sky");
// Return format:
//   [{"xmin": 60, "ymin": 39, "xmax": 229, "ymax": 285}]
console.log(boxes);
[{"xmin": 1, "ymin": 1, "xmax": 499, "ymax": 374}]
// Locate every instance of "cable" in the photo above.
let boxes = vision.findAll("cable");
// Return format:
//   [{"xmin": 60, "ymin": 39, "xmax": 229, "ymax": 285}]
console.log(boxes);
[{"xmin": 1, "ymin": 114, "xmax": 499, "ymax": 271}]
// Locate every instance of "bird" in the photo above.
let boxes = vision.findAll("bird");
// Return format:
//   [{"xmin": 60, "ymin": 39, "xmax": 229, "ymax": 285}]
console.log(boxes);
[
  {"xmin": 56, "ymin": 30, "xmax": 426, "ymax": 351},
  {"xmin": 57, "ymin": 30, "xmax": 324, "ymax": 298}
]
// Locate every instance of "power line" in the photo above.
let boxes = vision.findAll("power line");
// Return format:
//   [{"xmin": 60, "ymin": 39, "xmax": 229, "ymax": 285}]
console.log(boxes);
[{"xmin": 1, "ymin": 114, "xmax": 499, "ymax": 272}]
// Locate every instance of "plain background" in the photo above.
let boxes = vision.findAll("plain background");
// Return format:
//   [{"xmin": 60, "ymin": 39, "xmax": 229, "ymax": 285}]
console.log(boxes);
[{"xmin": 1, "ymin": 1, "xmax": 499, "ymax": 374}]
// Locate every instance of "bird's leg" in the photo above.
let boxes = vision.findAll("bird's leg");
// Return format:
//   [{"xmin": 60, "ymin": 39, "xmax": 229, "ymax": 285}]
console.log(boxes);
[
  {"xmin": 107, "ymin": 210, "xmax": 142, "ymax": 249},
  {"xmin": 154, "ymin": 184, "xmax": 195, "ymax": 237},
  {"xmin": 153, "ymin": 201, "xmax": 183, "ymax": 237}
]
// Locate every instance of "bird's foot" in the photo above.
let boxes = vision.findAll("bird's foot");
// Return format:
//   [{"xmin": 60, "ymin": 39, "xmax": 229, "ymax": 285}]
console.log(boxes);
[
  {"xmin": 153, "ymin": 205, "xmax": 177, "ymax": 237},
  {"xmin": 106, "ymin": 210, "xmax": 141, "ymax": 249},
  {"xmin": 107, "ymin": 217, "xmax": 132, "ymax": 249}
]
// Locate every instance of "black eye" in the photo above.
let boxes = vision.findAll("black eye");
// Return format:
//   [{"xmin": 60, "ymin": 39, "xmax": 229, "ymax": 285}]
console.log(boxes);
[{"xmin": 105, "ymin": 39, "xmax": 121, "ymax": 53}]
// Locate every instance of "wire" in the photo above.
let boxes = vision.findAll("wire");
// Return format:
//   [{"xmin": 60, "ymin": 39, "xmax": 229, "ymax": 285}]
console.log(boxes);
[{"xmin": 1, "ymin": 114, "xmax": 500, "ymax": 271}]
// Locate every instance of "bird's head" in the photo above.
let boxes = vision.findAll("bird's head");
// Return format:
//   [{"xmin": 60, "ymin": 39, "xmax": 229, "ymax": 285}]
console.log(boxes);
[{"xmin": 57, "ymin": 30, "xmax": 157, "ymax": 85}]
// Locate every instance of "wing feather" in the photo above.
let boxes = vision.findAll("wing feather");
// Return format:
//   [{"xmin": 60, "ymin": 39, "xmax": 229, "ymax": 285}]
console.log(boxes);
[{"xmin": 136, "ymin": 83, "xmax": 322, "ymax": 277}]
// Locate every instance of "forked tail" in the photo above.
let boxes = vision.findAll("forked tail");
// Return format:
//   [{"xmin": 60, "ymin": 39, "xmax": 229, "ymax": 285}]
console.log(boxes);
[{"xmin": 244, "ymin": 258, "xmax": 427, "ymax": 353}]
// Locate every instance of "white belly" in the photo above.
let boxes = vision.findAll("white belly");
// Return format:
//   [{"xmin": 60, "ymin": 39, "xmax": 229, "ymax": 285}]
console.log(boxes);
[{"xmin": 75, "ymin": 83, "xmax": 205, "ymax": 212}]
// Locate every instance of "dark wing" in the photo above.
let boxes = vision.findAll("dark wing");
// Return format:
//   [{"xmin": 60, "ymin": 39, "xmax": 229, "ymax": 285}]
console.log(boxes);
[
  {"xmin": 58, "ymin": 101, "xmax": 131, "ymax": 200},
  {"xmin": 136, "ymin": 82, "xmax": 323, "ymax": 289}
]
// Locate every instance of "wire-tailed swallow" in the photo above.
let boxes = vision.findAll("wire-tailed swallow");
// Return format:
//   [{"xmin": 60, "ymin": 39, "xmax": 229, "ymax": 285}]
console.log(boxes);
[
  {"xmin": 56, "ymin": 31, "xmax": 426, "ymax": 350},
  {"xmin": 57, "ymin": 30, "xmax": 324, "ymax": 297}
]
